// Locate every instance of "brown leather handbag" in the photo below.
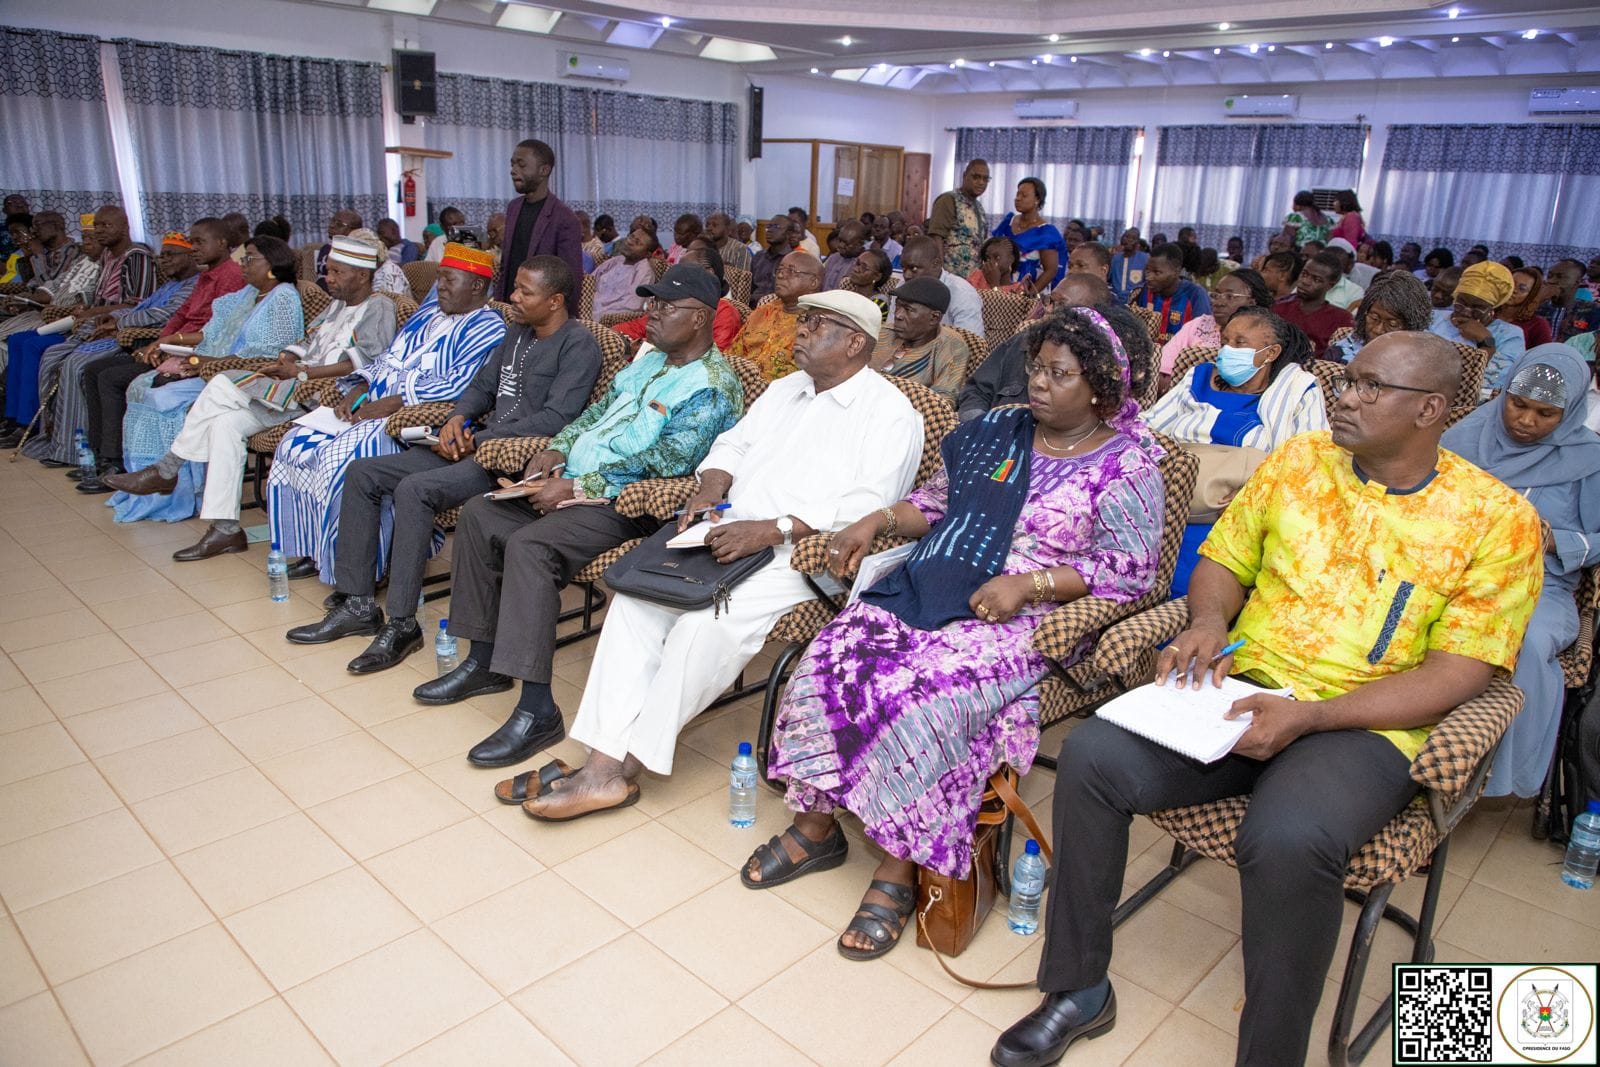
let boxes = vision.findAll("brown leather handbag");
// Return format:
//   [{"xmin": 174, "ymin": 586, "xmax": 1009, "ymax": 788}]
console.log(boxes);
[{"xmin": 914, "ymin": 768, "xmax": 1053, "ymax": 988}]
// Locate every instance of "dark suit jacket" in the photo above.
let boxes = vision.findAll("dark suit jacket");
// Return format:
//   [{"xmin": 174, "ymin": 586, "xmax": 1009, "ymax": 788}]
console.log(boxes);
[{"xmin": 501, "ymin": 191, "xmax": 584, "ymax": 310}]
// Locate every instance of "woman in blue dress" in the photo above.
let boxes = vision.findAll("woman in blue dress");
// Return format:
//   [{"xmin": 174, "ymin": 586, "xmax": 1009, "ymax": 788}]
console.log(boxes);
[{"xmin": 992, "ymin": 177, "xmax": 1067, "ymax": 298}]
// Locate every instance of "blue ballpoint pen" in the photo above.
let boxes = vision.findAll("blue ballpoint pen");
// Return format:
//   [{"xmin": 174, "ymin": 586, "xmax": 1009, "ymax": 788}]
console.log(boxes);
[{"xmin": 1208, "ymin": 638, "xmax": 1247, "ymax": 666}]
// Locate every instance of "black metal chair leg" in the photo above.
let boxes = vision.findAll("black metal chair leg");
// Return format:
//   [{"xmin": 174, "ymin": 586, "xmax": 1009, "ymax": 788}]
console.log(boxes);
[
  {"xmin": 756, "ymin": 641, "xmax": 804, "ymax": 791},
  {"xmin": 1111, "ymin": 841, "xmax": 1200, "ymax": 928}
]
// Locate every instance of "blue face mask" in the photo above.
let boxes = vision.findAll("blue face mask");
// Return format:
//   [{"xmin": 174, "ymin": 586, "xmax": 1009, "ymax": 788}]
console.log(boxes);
[{"xmin": 1215, "ymin": 344, "xmax": 1265, "ymax": 386}]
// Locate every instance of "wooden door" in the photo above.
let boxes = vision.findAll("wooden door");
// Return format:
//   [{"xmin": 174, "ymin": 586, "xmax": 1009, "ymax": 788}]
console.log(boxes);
[{"xmin": 901, "ymin": 153, "xmax": 931, "ymax": 223}]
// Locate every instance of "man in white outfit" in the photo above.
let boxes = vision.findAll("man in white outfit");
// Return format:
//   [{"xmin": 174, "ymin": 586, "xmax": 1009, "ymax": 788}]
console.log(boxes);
[{"xmin": 505, "ymin": 288, "xmax": 925, "ymax": 820}]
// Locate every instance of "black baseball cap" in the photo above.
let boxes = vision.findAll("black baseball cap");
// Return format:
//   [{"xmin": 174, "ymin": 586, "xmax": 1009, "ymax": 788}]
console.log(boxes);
[{"xmin": 636, "ymin": 264, "xmax": 720, "ymax": 309}]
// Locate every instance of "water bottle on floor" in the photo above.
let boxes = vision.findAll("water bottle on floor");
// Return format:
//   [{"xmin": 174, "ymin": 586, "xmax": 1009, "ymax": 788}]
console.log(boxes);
[
  {"xmin": 434, "ymin": 619, "xmax": 459, "ymax": 677},
  {"xmin": 729, "ymin": 742, "xmax": 758, "ymax": 827},
  {"xmin": 1008, "ymin": 839, "xmax": 1046, "ymax": 934},
  {"xmin": 265, "ymin": 542, "xmax": 289, "ymax": 602},
  {"xmin": 74, "ymin": 428, "xmax": 94, "ymax": 478},
  {"xmin": 1560, "ymin": 800, "xmax": 1600, "ymax": 890}
]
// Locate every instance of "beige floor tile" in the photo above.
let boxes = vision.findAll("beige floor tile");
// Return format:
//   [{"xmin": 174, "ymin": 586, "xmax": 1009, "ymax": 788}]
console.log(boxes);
[
  {"xmin": 0, "ymin": 606, "xmax": 106, "ymax": 653},
  {"xmin": 646, "ymin": 1005, "xmax": 813, "ymax": 1067},
  {"xmin": 0, "ymin": 808, "xmax": 163, "ymax": 911},
  {"xmin": 0, "ymin": 651, "xmax": 27, "ymax": 692},
  {"xmin": 657, "ymin": 780, "xmax": 800, "ymax": 869},
  {"xmin": 0, "ymin": 992, "xmax": 91, "ymax": 1067},
  {"xmin": 885, "ymin": 1007, "xmax": 1000, "ymax": 1067},
  {"xmin": 180, "ymin": 572, "xmax": 266, "ymax": 609},
  {"xmin": 1098, "ymin": 897, "xmax": 1238, "ymax": 1004},
  {"xmin": 321, "ymin": 668, "xmax": 439, "ymax": 727},
  {"xmin": 742, "ymin": 942, "xmax": 951, "ymax": 1067},
  {"xmin": 65, "ymin": 568, "xmax": 177, "ymax": 606},
  {"xmin": 368, "ymin": 704, "xmax": 504, "ymax": 766},
  {"xmin": 557, "ymin": 822, "xmax": 729, "ymax": 926},
  {"xmin": 512, "ymin": 932, "xmax": 725, "ymax": 1065},
  {"xmin": 41, "ymin": 547, "xmax": 152, "ymax": 584},
  {"xmin": 23, "ymin": 532, "xmax": 119, "ymax": 564},
  {"xmin": 480, "ymin": 783, "xmax": 650, "ymax": 868},
  {"xmin": 173, "ymin": 813, "xmax": 353, "ymax": 917},
  {"xmin": 146, "ymin": 635, "xmax": 270, "ymax": 689},
  {"xmin": 1440, "ymin": 799, "xmax": 1515, "ymax": 881},
  {"xmin": 215, "ymin": 696, "xmax": 356, "ymax": 762},
  {"xmin": 257, "ymin": 731, "xmax": 410, "ymax": 808},
  {"xmin": 13, "ymin": 862, "xmax": 212, "ymax": 985},
  {"xmin": 642, "ymin": 863, "xmax": 832, "ymax": 1000},
  {"xmin": 54, "ymin": 924, "xmax": 273, "ymax": 1067},
  {"xmin": 14, "ymin": 632, "xmax": 136, "ymax": 684},
  {"xmin": 1120, "ymin": 848, "xmax": 1245, "ymax": 935},
  {"xmin": 210, "ymin": 593, "xmax": 322, "ymax": 635},
  {"xmin": 131, "ymin": 766, "xmax": 297, "ymax": 854},
  {"xmin": 390, "ymin": 1002, "xmax": 575, "ymax": 1066},
  {"xmin": 131, "ymin": 997, "xmax": 335, "ymax": 1066},
  {"xmin": 418, "ymin": 753, "xmax": 513, "ymax": 813},
  {"xmin": 283, "ymin": 929, "xmax": 499, "ymax": 1067},
  {"xmin": 1438, "ymin": 881, "xmax": 1600, "ymax": 962},
  {"xmin": 180, "ymin": 663, "xmax": 315, "ymax": 723},
  {"xmin": 632, "ymin": 746, "xmax": 733, "ymax": 818},
  {"xmin": 767, "ymin": 841, "xmax": 888, "ymax": 932},
  {"xmin": 307, "ymin": 770, "xmax": 472, "ymax": 860},
  {"xmin": 92, "ymin": 587, "xmax": 206, "ymax": 632},
  {"xmin": 60, "ymin": 691, "xmax": 206, "ymax": 759},
  {"xmin": 115, "ymin": 611, "xmax": 229, "ymax": 659},
  {"xmin": 0, "ymin": 762, "xmax": 122, "ymax": 847},
  {"xmin": 1471, "ymin": 824, "xmax": 1598, "ymax": 929},
  {"xmin": 0, "ymin": 915, "xmax": 48, "ymax": 1009},
  {"xmin": 94, "ymin": 726, "xmax": 247, "ymax": 803},
  {"xmin": 1125, "ymin": 1007, "xmax": 1238, "ymax": 1066},
  {"xmin": 885, "ymin": 900, "xmax": 1040, "ymax": 1005},
  {"xmin": 225, "ymin": 866, "xmax": 421, "ymax": 990},
  {"xmin": 365, "ymin": 816, "xmax": 544, "ymax": 923},
  {"xmin": 0, "ymin": 721, "xmax": 85, "ymax": 786},
  {"xmin": 432, "ymin": 872, "xmax": 627, "ymax": 995},
  {"xmin": 35, "ymin": 660, "xmax": 170, "ymax": 717}
]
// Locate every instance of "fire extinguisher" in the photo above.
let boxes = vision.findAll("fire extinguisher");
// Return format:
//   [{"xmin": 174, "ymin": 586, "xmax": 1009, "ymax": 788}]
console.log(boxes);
[{"xmin": 402, "ymin": 172, "xmax": 417, "ymax": 218}]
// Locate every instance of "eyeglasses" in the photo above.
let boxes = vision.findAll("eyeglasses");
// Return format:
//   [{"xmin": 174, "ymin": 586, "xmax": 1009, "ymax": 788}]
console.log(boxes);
[
  {"xmin": 795, "ymin": 311, "xmax": 853, "ymax": 332},
  {"xmin": 1330, "ymin": 374, "xmax": 1437, "ymax": 404},
  {"xmin": 239, "ymin": 254, "xmax": 262, "ymax": 266},
  {"xmin": 645, "ymin": 297, "xmax": 699, "ymax": 315},
  {"xmin": 774, "ymin": 266, "xmax": 820, "ymax": 279},
  {"xmin": 1024, "ymin": 358, "xmax": 1086, "ymax": 386}
]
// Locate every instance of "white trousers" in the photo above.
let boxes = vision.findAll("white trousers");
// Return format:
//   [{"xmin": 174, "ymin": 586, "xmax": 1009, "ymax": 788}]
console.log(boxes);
[
  {"xmin": 569, "ymin": 552, "xmax": 814, "ymax": 774},
  {"xmin": 169, "ymin": 375, "xmax": 294, "ymax": 522}
]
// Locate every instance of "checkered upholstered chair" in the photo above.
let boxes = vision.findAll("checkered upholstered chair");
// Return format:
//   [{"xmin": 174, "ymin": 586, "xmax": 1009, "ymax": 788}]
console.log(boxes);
[
  {"xmin": 1089, "ymin": 595, "xmax": 1525, "ymax": 1066},
  {"xmin": 1129, "ymin": 304, "xmax": 1163, "ymax": 347},
  {"xmin": 295, "ymin": 245, "xmax": 318, "ymax": 285},
  {"xmin": 980, "ymin": 288, "xmax": 1034, "ymax": 352},
  {"xmin": 726, "ymin": 266, "xmax": 753, "ymax": 307},
  {"xmin": 577, "ymin": 274, "xmax": 596, "ymax": 320},
  {"xmin": 949, "ymin": 325, "xmax": 990, "ymax": 387},
  {"xmin": 1328, "ymin": 325, "xmax": 1355, "ymax": 349},
  {"xmin": 1166, "ymin": 345, "xmax": 1219, "ymax": 391},
  {"xmin": 402, "ymin": 261, "xmax": 437, "ymax": 302}
]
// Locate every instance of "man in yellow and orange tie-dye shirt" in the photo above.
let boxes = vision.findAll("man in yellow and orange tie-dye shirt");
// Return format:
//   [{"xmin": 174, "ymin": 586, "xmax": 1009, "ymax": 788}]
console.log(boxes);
[{"xmin": 998, "ymin": 332, "xmax": 1544, "ymax": 1067}]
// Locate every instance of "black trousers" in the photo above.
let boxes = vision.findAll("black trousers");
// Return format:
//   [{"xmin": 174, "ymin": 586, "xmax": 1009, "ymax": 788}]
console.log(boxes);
[
  {"xmin": 1038, "ymin": 717, "xmax": 1417, "ymax": 1067},
  {"xmin": 80, "ymin": 353, "xmax": 145, "ymax": 460},
  {"xmin": 335, "ymin": 446, "xmax": 497, "ymax": 616},
  {"xmin": 446, "ymin": 493, "xmax": 657, "ymax": 682}
]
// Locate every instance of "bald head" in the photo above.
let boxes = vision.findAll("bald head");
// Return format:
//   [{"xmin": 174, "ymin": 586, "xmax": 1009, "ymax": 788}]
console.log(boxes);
[
  {"xmin": 775, "ymin": 250, "xmax": 824, "ymax": 306},
  {"xmin": 92, "ymin": 204, "xmax": 129, "ymax": 249},
  {"xmin": 1377, "ymin": 330, "xmax": 1462, "ymax": 401},
  {"xmin": 1050, "ymin": 272, "xmax": 1112, "ymax": 309}
]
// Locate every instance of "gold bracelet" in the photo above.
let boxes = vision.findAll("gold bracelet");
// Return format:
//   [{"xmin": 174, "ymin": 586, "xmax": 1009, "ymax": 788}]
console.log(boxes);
[
  {"xmin": 1030, "ymin": 571, "xmax": 1047, "ymax": 602},
  {"xmin": 1044, "ymin": 569, "xmax": 1057, "ymax": 599},
  {"xmin": 879, "ymin": 506, "xmax": 898, "ymax": 537}
]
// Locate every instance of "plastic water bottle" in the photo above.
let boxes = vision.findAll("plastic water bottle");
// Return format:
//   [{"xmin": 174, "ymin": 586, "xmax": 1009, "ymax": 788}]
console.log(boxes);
[
  {"xmin": 1560, "ymin": 800, "xmax": 1600, "ymax": 890},
  {"xmin": 74, "ymin": 428, "xmax": 94, "ymax": 477},
  {"xmin": 729, "ymin": 742, "xmax": 758, "ymax": 827},
  {"xmin": 265, "ymin": 542, "xmax": 289, "ymax": 602},
  {"xmin": 434, "ymin": 619, "xmax": 459, "ymax": 677},
  {"xmin": 1008, "ymin": 839, "xmax": 1047, "ymax": 934}
]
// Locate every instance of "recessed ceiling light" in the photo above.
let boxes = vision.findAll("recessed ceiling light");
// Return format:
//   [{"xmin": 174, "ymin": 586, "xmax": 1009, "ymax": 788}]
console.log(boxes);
[
  {"xmin": 1266, "ymin": 44, "xmax": 1275, "ymax": 51},
  {"xmin": 1040, "ymin": 54, "xmax": 1051, "ymax": 63},
  {"xmin": 1249, "ymin": 43, "xmax": 1259, "ymax": 53},
  {"xmin": 810, "ymin": 67, "xmax": 819, "ymax": 73},
  {"xmin": 1324, "ymin": 41, "xmax": 1334, "ymax": 49},
  {"xmin": 954, "ymin": 57, "xmax": 965, "ymax": 66},
  {"xmin": 1139, "ymin": 47, "xmax": 1151, "ymax": 56},
  {"xmin": 658, "ymin": 15, "xmax": 672, "ymax": 27},
  {"xmin": 1218, "ymin": 22, "xmax": 1230, "ymax": 31},
  {"xmin": 1451, "ymin": 36, "xmax": 1460, "ymax": 42},
  {"xmin": 1031, "ymin": 59, "xmax": 1038, "ymax": 65},
  {"xmin": 841, "ymin": 35, "xmax": 852, "ymax": 46},
  {"xmin": 1447, "ymin": 6, "xmax": 1460, "ymax": 17},
  {"xmin": 1523, "ymin": 28, "xmax": 1539, "ymax": 39},
  {"xmin": 1162, "ymin": 49, "xmax": 1171, "ymax": 57},
  {"xmin": 876, "ymin": 62, "xmax": 887, "ymax": 71},
  {"xmin": 1048, "ymin": 33, "xmax": 1060, "ymax": 43},
  {"xmin": 987, "ymin": 60, "xmax": 996, "ymax": 67},
  {"xmin": 1069, "ymin": 55, "xmax": 1077, "ymax": 63},
  {"xmin": 1378, "ymin": 36, "xmax": 1393, "ymax": 46},
  {"xmin": 1213, "ymin": 47, "xmax": 1221, "ymax": 54}
]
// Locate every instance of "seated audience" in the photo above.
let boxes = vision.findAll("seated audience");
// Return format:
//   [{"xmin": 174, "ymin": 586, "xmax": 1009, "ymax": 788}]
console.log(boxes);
[
  {"xmin": 1330, "ymin": 269, "xmax": 1435, "ymax": 364},
  {"xmin": 1351, "ymin": 239, "xmax": 1390, "ymax": 289},
  {"xmin": 430, "ymin": 266, "xmax": 744, "ymax": 766},
  {"xmin": 1281, "ymin": 189, "xmax": 1332, "ymax": 246},
  {"xmin": 254, "ymin": 215, "xmax": 292, "ymax": 243},
  {"xmin": 840, "ymin": 247, "xmax": 892, "ymax": 314},
  {"xmin": 869, "ymin": 213, "xmax": 903, "ymax": 267},
  {"xmin": 1442, "ymin": 344, "xmax": 1600, "ymax": 798},
  {"xmin": 1190, "ymin": 248, "xmax": 1235, "ymax": 292},
  {"xmin": 1329, "ymin": 189, "xmax": 1365, "ymax": 247},
  {"xmin": 749, "ymin": 216, "xmax": 794, "ymax": 300},
  {"xmin": 993, "ymin": 331, "xmax": 1542, "ymax": 1067},
  {"xmin": 1322, "ymin": 238, "xmax": 1366, "ymax": 308},
  {"xmin": 377, "ymin": 218, "xmax": 422, "ymax": 265},
  {"xmin": 1271, "ymin": 252, "xmax": 1353, "ymax": 358},
  {"xmin": 993, "ymin": 178, "xmax": 1066, "ymax": 296},
  {"xmin": 1133, "ymin": 243, "xmax": 1212, "ymax": 343},
  {"xmin": 1501, "ymin": 266, "xmax": 1554, "ymax": 348},
  {"xmin": 705, "ymin": 211, "xmax": 750, "ymax": 274},
  {"xmin": 1430, "ymin": 261, "xmax": 1524, "ymax": 391},
  {"xmin": 898, "ymin": 235, "xmax": 984, "ymax": 334},
  {"xmin": 1258, "ymin": 249, "xmax": 1300, "ymax": 300},
  {"xmin": 348, "ymin": 228, "xmax": 409, "ymax": 299},
  {"xmin": 589, "ymin": 226, "xmax": 658, "ymax": 318},
  {"xmin": 286, "ymin": 256, "xmax": 598, "ymax": 671},
  {"xmin": 0, "ymin": 224, "xmax": 100, "ymax": 371},
  {"xmin": 1157, "ymin": 267, "xmax": 1274, "ymax": 384},
  {"xmin": 612, "ymin": 239, "xmax": 741, "ymax": 349},
  {"xmin": 1068, "ymin": 240, "xmax": 1111, "ymax": 282},
  {"xmin": 1224, "ymin": 235, "xmax": 1245, "ymax": 265},
  {"xmin": 315, "ymin": 209, "xmax": 362, "ymax": 289},
  {"xmin": 665, "ymin": 213, "xmax": 702, "ymax": 265},
  {"xmin": 424, "ymin": 207, "xmax": 465, "ymax": 262},
  {"xmin": 872, "ymin": 277, "xmax": 971, "ymax": 404},
  {"xmin": 1416, "ymin": 246, "xmax": 1454, "ymax": 285},
  {"xmin": 1430, "ymin": 265, "xmax": 1462, "ymax": 309},
  {"xmin": 513, "ymin": 290, "xmax": 924, "ymax": 819},
  {"xmin": 787, "ymin": 207, "xmax": 821, "ymax": 256},
  {"xmin": 485, "ymin": 212, "xmax": 504, "ymax": 266},
  {"xmin": 594, "ymin": 214, "xmax": 620, "ymax": 257},
  {"xmin": 105, "ymin": 236, "xmax": 396, "ymax": 551},
  {"xmin": 726, "ymin": 250, "xmax": 823, "ymax": 380},
  {"xmin": 1109, "ymin": 227, "xmax": 1148, "ymax": 303},
  {"xmin": 752, "ymin": 307, "xmax": 1164, "ymax": 962},
  {"xmin": 574, "ymin": 210, "xmax": 602, "ymax": 266},
  {"xmin": 970, "ymin": 236, "xmax": 1025, "ymax": 293},
  {"xmin": 822, "ymin": 220, "xmax": 866, "ymax": 291},
  {"xmin": 267, "ymin": 244, "xmax": 506, "ymax": 581},
  {"xmin": 1539, "ymin": 259, "xmax": 1588, "ymax": 339}
]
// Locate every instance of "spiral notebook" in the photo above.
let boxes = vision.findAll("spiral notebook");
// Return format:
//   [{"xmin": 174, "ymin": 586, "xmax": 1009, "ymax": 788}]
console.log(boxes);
[{"xmin": 1095, "ymin": 675, "xmax": 1293, "ymax": 763}]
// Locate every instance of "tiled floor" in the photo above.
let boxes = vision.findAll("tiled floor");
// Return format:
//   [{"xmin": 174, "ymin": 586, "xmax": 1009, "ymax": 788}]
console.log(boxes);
[{"xmin": 1, "ymin": 455, "xmax": 1597, "ymax": 1067}]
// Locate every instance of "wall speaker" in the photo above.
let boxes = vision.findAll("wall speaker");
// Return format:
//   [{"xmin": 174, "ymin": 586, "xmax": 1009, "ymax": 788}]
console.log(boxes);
[
  {"xmin": 747, "ymin": 85, "xmax": 764, "ymax": 160},
  {"xmin": 394, "ymin": 50, "xmax": 437, "ymax": 118}
]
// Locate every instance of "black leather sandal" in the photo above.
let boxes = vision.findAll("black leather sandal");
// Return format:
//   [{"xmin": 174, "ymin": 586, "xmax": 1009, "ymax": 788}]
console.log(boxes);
[
  {"xmin": 836, "ymin": 878, "xmax": 917, "ymax": 962},
  {"xmin": 495, "ymin": 759, "xmax": 573, "ymax": 805},
  {"xmin": 740, "ymin": 823, "xmax": 849, "ymax": 889}
]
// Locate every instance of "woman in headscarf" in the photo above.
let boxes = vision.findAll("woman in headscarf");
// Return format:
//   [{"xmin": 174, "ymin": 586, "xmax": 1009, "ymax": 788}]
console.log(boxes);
[
  {"xmin": 1430, "ymin": 260, "xmax": 1525, "ymax": 392},
  {"xmin": 745, "ymin": 306, "xmax": 1165, "ymax": 961},
  {"xmin": 1441, "ymin": 344, "xmax": 1600, "ymax": 797},
  {"xmin": 1329, "ymin": 269, "xmax": 1434, "ymax": 363},
  {"xmin": 1498, "ymin": 266, "xmax": 1554, "ymax": 349}
]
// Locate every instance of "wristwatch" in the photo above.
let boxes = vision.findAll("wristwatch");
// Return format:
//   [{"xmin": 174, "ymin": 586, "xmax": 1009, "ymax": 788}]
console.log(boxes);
[
  {"xmin": 774, "ymin": 516, "xmax": 794, "ymax": 545},
  {"xmin": 296, "ymin": 368, "xmax": 310, "ymax": 382}
]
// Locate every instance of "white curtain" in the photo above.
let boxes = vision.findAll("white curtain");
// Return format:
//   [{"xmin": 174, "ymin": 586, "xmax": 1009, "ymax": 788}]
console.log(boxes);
[
  {"xmin": 954, "ymin": 126, "xmax": 1137, "ymax": 237},
  {"xmin": 1373, "ymin": 123, "xmax": 1600, "ymax": 264},
  {"xmin": 0, "ymin": 28, "xmax": 121, "ymax": 223}
]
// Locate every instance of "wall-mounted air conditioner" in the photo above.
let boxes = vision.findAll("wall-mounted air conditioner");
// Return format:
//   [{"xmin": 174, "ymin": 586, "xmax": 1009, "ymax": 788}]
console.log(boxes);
[
  {"xmin": 559, "ymin": 53, "xmax": 630, "ymax": 83},
  {"xmin": 1529, "ymin": 87, "xmax": 1600, "ymax": 114},
  {"xmin": 1223, "ymin": 94, "xmax": 1298, "ymax": 117},
  {"xmin": 1013, "ymin": 98, "xmax": 1078, "ymax": 120}
]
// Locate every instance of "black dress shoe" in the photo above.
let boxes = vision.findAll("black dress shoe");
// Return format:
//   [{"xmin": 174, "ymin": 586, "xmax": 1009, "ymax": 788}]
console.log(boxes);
[
  {"xmin": 76, "ymin": 464, "xmax": 125, "ymax": 494},
  {"xmin": 346, "ymin": 617, "xmax": 423, "ymax": 674},
  {"xmin": 285, "ymin": 600, "xmax": 383, "ymax": 645},
  {"xmin": 412, "ymin": 658, "xmax": 514, "ymax": 706},
  {"xmin": 285, "ymin": 557, "xmax": 318, "ymax": 580},
  {"xmin": 322, "ymin": 590, "xmax": 348, "ymax": 611},
  {"xmin": 39, "ymin": 458, "xmax": 72, "ymax": 469},
  {"xmin": 66, "ymin": 466, "xmax": 86, "ymax": 481},
  {"xmin": 991, "ymin": 987, "xmax": 1117, "ymax": 1067},
  {"xmin": 467, "ymin": 707, "xmax": 566, "ymax": 767}
]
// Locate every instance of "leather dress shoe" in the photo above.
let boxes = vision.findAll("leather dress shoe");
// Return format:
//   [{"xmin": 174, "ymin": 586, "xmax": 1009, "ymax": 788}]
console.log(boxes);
[
  {"xmin": 103, "ymin": 466, "xmax": 175, "ymax": 496},
  {"xmin": 323, "ymin": 590, "xmax": 348, "ymax": 611},
  {"xmin": 990, "ymin": 987, "xmax": 1117, "ymax": 1067},
  {"xmin": 412, "ymin": 658, "xmax": 514, "ymax": 706},
  {"xmin": 346, "ymin": 617, "xmax": 423, "ymax": 674},
  {"xmin": 38, "ymin": 458, "xmax": 72, "ymax": 469},
  {"xmin": 286, "ymin": 600, "xmax": 383, "ymax": 645},
  {"xmin": 467, "ymin": 707, "xmax": 566, "ymax": 767},
  {"xmin": 172, "ymin": 526, "xmax": 248, "ymax": 561},
  {"xmin": 285, "ymin": 558, "xmax": 318, "ymax": 580}
]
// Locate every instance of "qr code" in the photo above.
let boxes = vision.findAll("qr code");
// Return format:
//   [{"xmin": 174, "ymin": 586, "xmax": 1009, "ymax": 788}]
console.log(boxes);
[{"xmin": 1396, "ymin": 966, "xmax": 1493, "ymax": 1063}]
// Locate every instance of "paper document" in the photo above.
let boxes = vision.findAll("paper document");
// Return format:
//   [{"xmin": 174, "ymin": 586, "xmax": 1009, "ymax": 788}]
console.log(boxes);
[
  {"xmin": 1095, "ymin": 675, "xmax": 1293, "ymax": 763},
  {"xmin": 157, "ymin": 343, "xmax": 197, "ymax": 356},
  {"xmin": 847, "ymin": 543, "xmax": 916, "ymax": 604},
  {"xmin": 291, "ymin": 405, "xmax": 353, "ymax": 437},
  {"xmin": 667, "ymin": 520, "xmax": 715, "ymax": 548}
]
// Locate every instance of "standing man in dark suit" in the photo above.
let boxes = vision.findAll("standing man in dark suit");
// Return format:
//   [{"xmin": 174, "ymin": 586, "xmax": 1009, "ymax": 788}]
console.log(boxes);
[{"xmin": 501, "ymin": 138, "xmax": 583, "ymax": 312}]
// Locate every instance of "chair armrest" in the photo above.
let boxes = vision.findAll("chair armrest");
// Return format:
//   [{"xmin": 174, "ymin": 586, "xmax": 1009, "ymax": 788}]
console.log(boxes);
[
  {"xmin": 790, "ymin": 531, "xmax": 912, "ymax": 576},
  {"xmin": 117, "ymin": 326, "xmax": 162, "ymax": 348},
  {"xmin": 614, "ymin": 477, "xmax": 697, "ymax": 520},
  {"xmin": 40, "ymin": 305, "xmax": 75, "ymax": 323},
  {"xmin": 1088, "ymin": 597, "xmax": 1190, "ymax": 678},
  {"xmin": 1411, "ymin": 674, "xmax": 1522, "ymax": 831},
  {"xmin": 1032, "ymin": 597, "xmax": 1134, "ymax": 662},
  {"xmin": 474, "ymin": 435, "xmax": 551, "ymax": 474},
  {"xmin": 384, "ymin": 400, "xmax": 455, "ymax": 436},
  {"xmin": 195, "ymin": 356, "xmax": 269, "ymax": 381}
]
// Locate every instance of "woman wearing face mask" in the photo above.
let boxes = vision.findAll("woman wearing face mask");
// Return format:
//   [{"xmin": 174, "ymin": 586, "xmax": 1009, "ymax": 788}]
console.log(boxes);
[
  {"xmin": 1156, "ymin": 267, "xmax": 1273, "ymax": 391},
  {"xmin": 1328, "ymin": 269, "xmax": 1434, "ymax": 364},
  {"xmin": 1142, "ymin": 306, "xmax": 1324, "ymax": 595},
  {"xmin": 1441, "ymin": 344, "xmax": 1600, "ymax": 798}
]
